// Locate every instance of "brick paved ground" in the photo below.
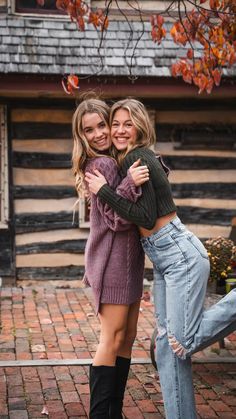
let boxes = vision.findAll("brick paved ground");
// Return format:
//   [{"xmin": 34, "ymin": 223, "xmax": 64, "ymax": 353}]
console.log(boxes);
[{"xmin": 0, "ymin": 284, "xmax": 236, "ymax": 418}]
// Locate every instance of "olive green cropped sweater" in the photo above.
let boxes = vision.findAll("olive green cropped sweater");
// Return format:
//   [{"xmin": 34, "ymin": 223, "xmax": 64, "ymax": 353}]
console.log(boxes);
[{"xmin": 97, "ymin": 147, "xmax": 177, "ymax": 230}]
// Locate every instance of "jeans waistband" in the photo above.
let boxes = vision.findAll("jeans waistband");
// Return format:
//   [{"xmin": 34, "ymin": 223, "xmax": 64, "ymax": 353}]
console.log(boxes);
[{"xmin": 141, "ymin": 216, "xmax": 185, "ymax": 245}]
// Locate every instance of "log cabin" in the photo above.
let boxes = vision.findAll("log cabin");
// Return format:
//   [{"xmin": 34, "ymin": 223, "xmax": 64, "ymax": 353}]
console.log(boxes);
[{"xmin": 0, "ymin": 0, "xmax": 236, "ymax": 285}]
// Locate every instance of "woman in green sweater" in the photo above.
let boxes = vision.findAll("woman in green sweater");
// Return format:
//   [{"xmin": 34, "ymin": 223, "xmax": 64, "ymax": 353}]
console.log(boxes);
[{"xmin": 85, "ymin": 98, "xmax": 236, "ymax": 419}]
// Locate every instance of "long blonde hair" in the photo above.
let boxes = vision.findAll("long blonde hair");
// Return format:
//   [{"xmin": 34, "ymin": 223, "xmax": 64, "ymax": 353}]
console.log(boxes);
[
  {"xmin": 110, "ymin": 99, "xmax": 156, "ymax": 165},
  {"xmin": 72, "ymin": 98, "xmax": 110, "ymax": 196}
]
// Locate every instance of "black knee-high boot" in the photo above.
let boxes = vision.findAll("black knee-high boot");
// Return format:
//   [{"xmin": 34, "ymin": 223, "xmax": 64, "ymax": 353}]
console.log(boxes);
[
  {"xmin": 89, "ymin": 365, "xmax": 116, "ymax": 419},
  {"xmin": 109, "ymin": 357, "xmax": 131, "ymax": 419}
]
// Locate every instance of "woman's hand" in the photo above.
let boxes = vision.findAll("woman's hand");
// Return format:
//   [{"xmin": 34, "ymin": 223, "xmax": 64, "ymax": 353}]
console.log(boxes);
[
  {"xmin": 85, "ymin": 170, "xmax": 107, "ymax": 195},
  {"xmin": 129, "ymin": 159, "xmax": 149, "ymax": 186}
]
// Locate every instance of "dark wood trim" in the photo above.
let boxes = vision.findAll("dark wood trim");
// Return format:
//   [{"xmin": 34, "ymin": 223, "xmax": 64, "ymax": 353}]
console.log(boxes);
[
  {"xmin": 1, "ymin": 74, "xmax": 236, "ymax": 100},
  {"xmin": 14, "ymin": 206, "xmax": 236, "ymax": 236},
  {"xmin": 12, "ymin": 122, "xmax": 72, "ymax": 139},
  {"xmin": 16, "ymin": 266, "xmax": 154, "ymax": 281},
  {"xmin": 13, "ymin": 186, "xmax": 76, "ymax": 199},
  {"xmin": 0, "ymin": 229, "xmax": 14, "ymax": 277},
  {"xmin": 15, "ymin": 211, "xmax": 79, "ymax": 233},
  {"xmin": 16, "ymin": 266, "xmax": 85, "ymax": 280},
  {"xmin": 16, "ymin": 239, "xmax": 87, "ymax": 255},
  {"xmin": 2, "ymin": 95, "xmax": 236, "ymax": 111},
  {"xmin": 12, "ymin": 152, "xmax": 236, "ymax": 170},
  {"xmin": 156, "ymin": 124, "xmax": 236, "ymax": 149},
  {"xmin": 13, "ymin": 183, "xmax": 236, "ymax": 201},
  {"xmin": 15, "ymin": 3, "xmax": 65, "ymax": 15},
  {"xmin": 13, "ymin": 152, "xmax": 71, "ymax": 168},
  {"xmin": 0, "ymin": 106, "xmax": 16, "ymax": 281},
  {"xmin": 144, "ymin": 268, "xmax": 153, "ymax": 281},
  {"xmin": 165, "ymin": 156, "xmax": 236, "ymax": 170},
  {"xmin": 178, "ymin": 207, "xmax": 236, "ymax": 226},
  {"xmin": 172, "ymin": 183, "xmax": 236, "ymax": 199}
]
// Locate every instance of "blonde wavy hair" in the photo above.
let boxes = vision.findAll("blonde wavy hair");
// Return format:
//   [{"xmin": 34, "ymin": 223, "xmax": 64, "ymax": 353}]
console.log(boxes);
[
  {"xmin": 72, "ymin": 98, "xmax": 110, "ymax": 197},
  {"xmin": 110, "ymin": 99, "xmax": 156, "ymax": 165}
]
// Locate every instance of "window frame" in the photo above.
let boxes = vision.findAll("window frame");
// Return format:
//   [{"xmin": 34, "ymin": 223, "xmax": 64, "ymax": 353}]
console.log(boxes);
[
  {"xmin": 11, "ymin": 0, "xmax": 67, "ymax": 18},
  {"xmin": 79, "ymin": 198, "xmax": 90, "ymax": 229},
  {"xmin": 0, "ymin": 106, "xmax": 9, "ymax": 229}
]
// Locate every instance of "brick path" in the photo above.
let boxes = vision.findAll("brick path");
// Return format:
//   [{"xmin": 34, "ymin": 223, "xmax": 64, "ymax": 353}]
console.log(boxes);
[{"xmin": 0, "ymin": 285, "xmax": 236, "ymax": 418}]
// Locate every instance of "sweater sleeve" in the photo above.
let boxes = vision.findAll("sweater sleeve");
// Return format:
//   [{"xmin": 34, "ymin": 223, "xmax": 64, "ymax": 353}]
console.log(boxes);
[
  {"xmin": 85, "ymin": 157, "xmax": 140, "ymax": 232},
  {"xmin": 97, "ymin": 153, "xmax": 157, "ymax": 229},
  {"xmin": 116, "ymin": 171, "xmax": 142, "ymax": 200},
  {"xmin": 98, "ymin": 180, "xmax": 157, "ymax": 229}
]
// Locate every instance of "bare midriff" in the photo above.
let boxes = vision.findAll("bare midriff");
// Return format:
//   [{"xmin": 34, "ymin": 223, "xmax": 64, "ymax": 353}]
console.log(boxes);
[{"xmin": 139, "ymin": 211, "xmax": 177, "ymax": 238}]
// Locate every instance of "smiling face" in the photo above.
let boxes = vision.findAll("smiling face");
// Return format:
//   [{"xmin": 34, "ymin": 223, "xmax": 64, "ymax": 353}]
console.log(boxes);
[
  {"xmin": 82, "ymin": 112, "xmax": 111, "ymax": 152},
  {"xmin": 111, "ymin": 108, "xmax": 138, "ymax": 151}
]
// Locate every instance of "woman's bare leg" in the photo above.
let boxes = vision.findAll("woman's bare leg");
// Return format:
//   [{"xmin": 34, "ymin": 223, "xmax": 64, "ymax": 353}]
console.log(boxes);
[
  {"xmin": 93, "ymin": 303, "xmax": 130, "ymax": 366},
  {"xmin": 109, "ymin": 300, "xmax": 141, "ymax": 419},
  {"xmin": 118, "ymin": 300, "xmax": 141, "ymax": 358}
]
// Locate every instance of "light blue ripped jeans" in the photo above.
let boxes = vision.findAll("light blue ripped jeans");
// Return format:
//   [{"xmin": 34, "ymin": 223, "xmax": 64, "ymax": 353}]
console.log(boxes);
[{"xmin": 141, "ymin": 216, "xmax": 236, "ymax": 419}]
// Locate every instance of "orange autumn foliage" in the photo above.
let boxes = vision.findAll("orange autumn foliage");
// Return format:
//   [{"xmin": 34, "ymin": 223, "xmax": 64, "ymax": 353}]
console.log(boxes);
[
  {"xmin": 62, "ymin": 74, "xmax": 80, "ymax": 94},
  {"xmin": 151, "ymin": 2, "xmax": 236, "ymax": 93},
  {"xmin": 57, "ymin": 0, "xmax": 236, "ymax": 94}
]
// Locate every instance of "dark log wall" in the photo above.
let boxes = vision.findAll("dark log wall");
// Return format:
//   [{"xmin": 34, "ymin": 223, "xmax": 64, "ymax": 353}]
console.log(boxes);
[
  {"xmin": 10, "ymin": 104, "xmax": 236, "ymax": 281},
  {"xmin": 0, "ymin": 105, "xmax": 14, "ymax": 281},
  {"xmin": 11, "ymin": 106, "xmax": 89, "ymax": 281},
  {"xmin": 154, "ymin": 108, "xmax": 236, "ymax": 256},
  {"xmin": 0, "ymin": 229, "xmax": 14, "ymax": 277}
]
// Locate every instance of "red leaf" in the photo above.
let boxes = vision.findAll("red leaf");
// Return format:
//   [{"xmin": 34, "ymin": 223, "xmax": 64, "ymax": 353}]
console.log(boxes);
[
  {"xmin": 229, "ymin": 50, "xmax": 236, "ymax": 66},
  {"xmin": 187, "ymin": 49, "xmax": 194, "ymax": 59},
  {"xmin": 61, "ymin": 74, "xmax": 80, "ymax": 95},
  {"xmin": 77, "ymin": 15, "xmax": 85, "ymax": 31},
  {"xmin": 206, "ymin": 78, "xmax": 214, "ymax": 94},
  {"xmin": 157, "ymin": 14, "xmax": 164, "ymax": 26},
  {"xmin": 68, "ymin": 74, "xmax": 80, "ymax": 89},
  {"xmin": 182, "ymin": 69, "xmax": 193, "ymax": 84},
  {"xmin": 212, "ymin": 68, "xmax": 222, "ymax": 86}
]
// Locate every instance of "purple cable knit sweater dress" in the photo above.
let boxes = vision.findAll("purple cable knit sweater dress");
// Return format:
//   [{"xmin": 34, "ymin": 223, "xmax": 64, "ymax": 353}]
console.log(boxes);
[{"xmin": 83, "ymin": 156, "xmax": 145, "ymax": 315}]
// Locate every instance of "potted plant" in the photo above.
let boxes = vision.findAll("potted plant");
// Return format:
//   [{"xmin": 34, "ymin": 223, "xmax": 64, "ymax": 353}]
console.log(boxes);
[{"xmin": 204, "ymin": 236, "xmax": 236, "ymax": 294}]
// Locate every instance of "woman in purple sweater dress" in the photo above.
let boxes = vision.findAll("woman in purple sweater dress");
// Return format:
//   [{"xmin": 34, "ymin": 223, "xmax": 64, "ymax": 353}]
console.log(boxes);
[{"xmin": 72, "ymin": 98, "xmax": 149, "ymax": 419}]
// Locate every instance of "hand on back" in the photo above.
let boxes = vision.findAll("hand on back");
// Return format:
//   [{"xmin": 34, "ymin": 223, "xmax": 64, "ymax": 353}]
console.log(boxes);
[{"xmin": 129, "ymin": 159, "xmax": 149, "ymax": 186}]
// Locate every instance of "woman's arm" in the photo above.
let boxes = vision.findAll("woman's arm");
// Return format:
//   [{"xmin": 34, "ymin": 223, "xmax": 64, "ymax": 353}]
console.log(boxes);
[
  {"xmin": 86, "ymin": 157, "xmax": 146, "ymax": 231},
  {"xmin": 86, "ymin": 164, "xmax": 157, "ymax": 229}
]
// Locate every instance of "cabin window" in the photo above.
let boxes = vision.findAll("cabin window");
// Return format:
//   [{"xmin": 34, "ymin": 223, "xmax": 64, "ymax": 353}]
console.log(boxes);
[
  {"xmin": 0, "ymin": 107, "xmax": 9, "ymax": 228},
  {"xmin": 14, "ymin": 0, "xmax": 66, "ymax": 16}
]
